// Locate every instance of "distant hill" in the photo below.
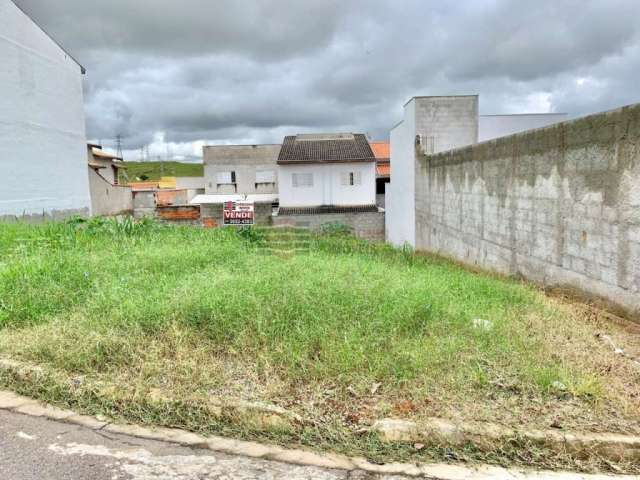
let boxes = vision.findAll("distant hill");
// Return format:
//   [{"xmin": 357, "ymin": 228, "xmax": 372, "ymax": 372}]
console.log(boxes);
[{"xmin": 121, "ymin": 161, "xmax": 204, "ymax": 181}]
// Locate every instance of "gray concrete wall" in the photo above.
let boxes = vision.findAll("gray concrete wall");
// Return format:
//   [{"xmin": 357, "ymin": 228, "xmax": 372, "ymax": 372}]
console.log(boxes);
[
  {"xmin": 175, "ymin": 177, "xmax": 205, "ymax": 190},
  {"xmin": 414, "ymin": 96, "xmax": 478, "ymax": 154},
  {"xmin": 88, "ymin": 157, "xmax": 118, "ymax": 184},
  {"xmin": 203, "ymin": 145, "xmax": 280, "ymax": 195},
  {"xmin": 274, "ymin": 212, "xmax": 385, "ymax": 242},
  {"xmin": 88, "ymin": 168, "xmax": 133, "ymax": 217},
  {"xmin": 132, "ymin": 191, "xmax": 156, "ymax": 219},
  {"xmin": 414, "ymin": 104, "xmax": 640, "ymax": 318}
]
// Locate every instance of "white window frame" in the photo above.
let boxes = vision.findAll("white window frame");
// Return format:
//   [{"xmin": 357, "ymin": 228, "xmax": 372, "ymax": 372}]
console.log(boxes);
[
  {"xmin": 255, "ymin": 170, "xmax": 276, "ymax": 183},
  {"xmin": 341, "ymin": 171, "xmax": 362, "ymax": 186},
  {"xmin": 217, "ymin": 171, "xmax": 236, "ymax": 185},
  {"xmin": 292, "ymin": 173, "xmax": 313, "ymax": 188}
]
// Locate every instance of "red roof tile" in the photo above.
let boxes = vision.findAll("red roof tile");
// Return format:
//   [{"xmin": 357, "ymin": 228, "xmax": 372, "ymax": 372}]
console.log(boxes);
[
  {"xmin": 369, "ymin": 141, "xmax": 390, "ymax": 160},
  {"xmin": 128, "ymin": 181, "xmax": 159, "ymax": 191},
  {"xmin": 376, "ymin": 163, "xmax": 390, "ymax": 177}
]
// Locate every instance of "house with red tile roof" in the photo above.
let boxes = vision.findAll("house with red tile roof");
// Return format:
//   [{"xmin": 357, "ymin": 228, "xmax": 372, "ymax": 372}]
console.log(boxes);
[{"xmin": 369, "ymin": 141, "xmax": 390, "ymax": 206}]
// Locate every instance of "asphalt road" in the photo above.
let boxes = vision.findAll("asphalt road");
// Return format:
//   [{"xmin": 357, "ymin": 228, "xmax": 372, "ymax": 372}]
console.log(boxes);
[
  {"xmin": 0, "ymin": 410, "xmax": 409, "ymax": 480},
  {"xmin": 0, "ymin": 409, "xmax": 635, "ymax": 480}
]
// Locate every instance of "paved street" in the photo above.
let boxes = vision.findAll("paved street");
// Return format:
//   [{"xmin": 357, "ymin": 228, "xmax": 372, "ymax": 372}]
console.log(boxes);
[
  {"xmin": 0, "ymin": 410, "xmax": 412, "ymax": 480},
  {"xmin": 0, "ymin": 409, "xmax": 636, "ymax": 480}
]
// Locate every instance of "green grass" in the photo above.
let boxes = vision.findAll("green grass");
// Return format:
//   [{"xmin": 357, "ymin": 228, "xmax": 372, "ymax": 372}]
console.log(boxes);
[
  {"xmin": 0, "ymin": 219, "xmax": 545, "ymax": 387},
  {"xmin": 0, "ymin": 218, "xmax": 638, "ymax": 472},
  {"xmin": 122, "ymin": 161, "xmax": 203, "ymax": 181}
]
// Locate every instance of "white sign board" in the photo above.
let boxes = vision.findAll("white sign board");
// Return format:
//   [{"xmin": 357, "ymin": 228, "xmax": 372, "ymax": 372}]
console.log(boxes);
[{"xmin": 223, "ymin": 200, "xmax": 255, "ymax": 226}]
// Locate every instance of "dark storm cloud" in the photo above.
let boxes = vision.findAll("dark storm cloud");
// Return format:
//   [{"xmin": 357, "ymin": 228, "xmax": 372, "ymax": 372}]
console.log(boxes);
[
  {"xmin": 16, "ymin": 0, "xmax": 344, "ymax": 59},
  {"xmin": 13, "ymin": 0, "xmax": 640, "ymax": 159},
  {"xmin": 443, "ymin": 0, "xmax": 640, "ymax": 82}
]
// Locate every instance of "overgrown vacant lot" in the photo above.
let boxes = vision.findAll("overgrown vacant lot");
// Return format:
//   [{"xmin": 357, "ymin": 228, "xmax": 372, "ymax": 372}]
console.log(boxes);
[{"xmin": 0, "ymin": 219, "xmax": 639, "ymax": 469}]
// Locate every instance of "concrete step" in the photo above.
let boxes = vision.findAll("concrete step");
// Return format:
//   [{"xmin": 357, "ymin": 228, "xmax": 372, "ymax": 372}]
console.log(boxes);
[
  {"xmin": 261, "ymin": 236, "xmax": 313, "ymax": 243},
  {"xmin": 255, "ymin": 227, "xmax": 309, "ymax": 235},
  {"xmin": 260, "ymin": 240, "xmax": 312, "ymax": 248},
  {"xmin": 256, "ymin": 248, "xmax": 310, "ymax": 256}
]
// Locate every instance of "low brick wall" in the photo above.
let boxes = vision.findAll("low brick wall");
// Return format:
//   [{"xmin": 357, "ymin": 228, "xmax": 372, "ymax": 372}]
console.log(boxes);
[
  {"xmin": 0, "ymin": 208, "xmax": 90, "ymax": 223},
  {"xmin": 274, "ymin": 211, "xmax": 385, "ymax": 242},
  {"xmin": 156, "ymin": 205, "xmax": 201, "ymax": 224}
]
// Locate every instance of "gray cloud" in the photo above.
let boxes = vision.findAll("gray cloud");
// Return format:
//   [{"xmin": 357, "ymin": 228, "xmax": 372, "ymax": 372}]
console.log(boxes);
[{"xmin": 13, "ymin": 0, "xmax": 640, "ymax": 159}]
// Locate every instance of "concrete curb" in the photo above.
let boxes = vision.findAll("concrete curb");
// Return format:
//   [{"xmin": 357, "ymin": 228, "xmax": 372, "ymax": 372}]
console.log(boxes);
[
  {"xmin": 372, "ymin": 418, "xmax": 640, "ymax": 462},
  {"xmin": 0, "ymin": 390, "xmax": 636, "ymax": 480}
]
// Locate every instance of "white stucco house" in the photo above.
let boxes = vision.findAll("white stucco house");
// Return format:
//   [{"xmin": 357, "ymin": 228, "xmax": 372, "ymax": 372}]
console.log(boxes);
[
  {"xmin": 277, "ymin": 133, "xmax": 377, "ymax": 209},
  {"xmin": 0, "ymin": 0, "xmax": 91, "ymax": 220}
]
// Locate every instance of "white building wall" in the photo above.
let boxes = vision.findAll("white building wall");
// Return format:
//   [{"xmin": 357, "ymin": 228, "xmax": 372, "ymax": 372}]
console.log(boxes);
[
  {"xmin": 279, "ymin": 162, "xmax": 376, "ymax": 207},
  {"xmin": 479, "ymin": 113, "xmax": 568, "ymax": 142},
  {"xmin": 0, "ymin": 0, "xmax": 90, "ymax": 219},
  {"xmin": 385, "ymin": 100, "xmax": 416, "ymax": 247},
  {"xmin": 386, "ymin": 96, "xmax": 479, "ymax": 248}
]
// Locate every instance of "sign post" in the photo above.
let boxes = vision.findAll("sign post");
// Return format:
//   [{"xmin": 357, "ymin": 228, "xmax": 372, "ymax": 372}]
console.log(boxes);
[{"xmin": 223, "ymin": 200, "xmax": 255, "ymax": 226}]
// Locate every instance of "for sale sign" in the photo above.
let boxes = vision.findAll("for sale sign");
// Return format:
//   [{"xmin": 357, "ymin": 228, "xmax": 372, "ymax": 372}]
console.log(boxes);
[{"xmin": 223, "ymin": 200, "xmax": 255, "ymax": 226}]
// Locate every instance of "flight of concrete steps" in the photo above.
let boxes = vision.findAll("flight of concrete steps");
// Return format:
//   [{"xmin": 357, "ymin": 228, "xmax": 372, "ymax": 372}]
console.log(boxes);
[{"xmin": 254, "ymin": 226, "xmax": 313, "ymax": 256}]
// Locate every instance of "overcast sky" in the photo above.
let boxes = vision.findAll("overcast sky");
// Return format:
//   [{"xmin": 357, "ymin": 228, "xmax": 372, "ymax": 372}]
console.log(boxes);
[{"xmin": 14, "ymin": 0, "xmax": 640, "ymax": 161}]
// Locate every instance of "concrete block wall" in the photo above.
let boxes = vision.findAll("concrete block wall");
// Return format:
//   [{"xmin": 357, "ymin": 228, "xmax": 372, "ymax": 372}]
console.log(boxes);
[
  {"xmin": 132, "ymin": 191, "xmax": 156, "ymax": 219},
  {"xmin": 414, "ymin": 96, "xmax": 478, "ymax": 154},
  {"xmin": 274, "ymin": 212, "xmax": 385, "ymax": 242},
  {"xmin": 414, "ymin": 104, "xmax": 640, "ymax": 317}
]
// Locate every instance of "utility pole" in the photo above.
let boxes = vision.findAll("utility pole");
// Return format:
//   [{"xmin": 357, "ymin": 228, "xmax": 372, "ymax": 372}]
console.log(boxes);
[{"xmin": 115, "ymin": 134, "xmax": 123, "ymax": 160}]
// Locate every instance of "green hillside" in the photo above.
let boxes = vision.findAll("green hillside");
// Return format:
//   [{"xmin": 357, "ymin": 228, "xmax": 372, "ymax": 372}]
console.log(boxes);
[{"xmin": 122, "ymin": 161, "xmax": 204, "ymax": 181}]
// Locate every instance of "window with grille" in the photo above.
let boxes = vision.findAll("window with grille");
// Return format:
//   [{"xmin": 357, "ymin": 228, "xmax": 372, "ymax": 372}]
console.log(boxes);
[
  {"xmin": 292, "ymin": 173, "xmax": 313, "ymax": 188},
  {"xmin": 341, "ymin": 171, "xmax": 362, "ymax": 186},
  {"xmin": 217, "ymin": 171, "xmax": 236, "ymax": 184}
]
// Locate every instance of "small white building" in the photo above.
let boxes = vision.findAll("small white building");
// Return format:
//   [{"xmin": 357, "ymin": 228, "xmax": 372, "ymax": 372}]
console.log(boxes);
[
  {"xmin": 277, "ymin": 133, "xmax": 377, "ymax": 208},
  {"xmin": 0, "ymin": 0, "xmax": 91, "ymax": 220},
  {"xmin": 386, "ymin": 95, "xmax": 569, "ymax": 248}
]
